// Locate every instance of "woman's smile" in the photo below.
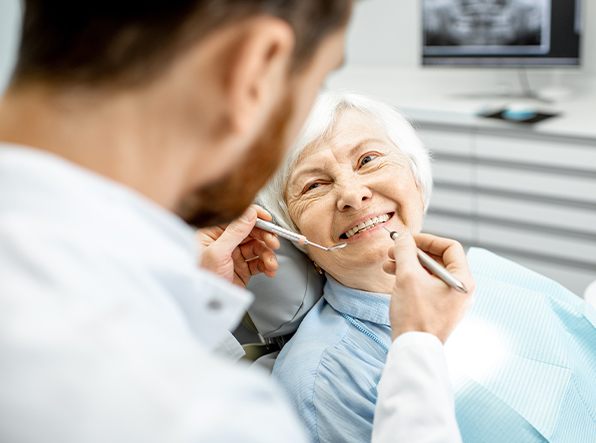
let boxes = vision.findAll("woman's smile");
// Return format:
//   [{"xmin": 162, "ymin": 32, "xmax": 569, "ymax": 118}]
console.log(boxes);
[{"xmin": 338, "ymin": 211, "xmax": 395, "ymax": 242}]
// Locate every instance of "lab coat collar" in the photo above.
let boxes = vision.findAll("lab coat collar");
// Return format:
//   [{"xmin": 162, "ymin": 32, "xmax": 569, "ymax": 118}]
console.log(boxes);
[{"xmin": 323, "ymin": 274, "xmax": 390, "ymax": 326}]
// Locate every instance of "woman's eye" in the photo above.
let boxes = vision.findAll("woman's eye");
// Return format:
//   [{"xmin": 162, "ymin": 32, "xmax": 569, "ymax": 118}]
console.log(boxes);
[
  {"xmin": 359, "ymin": 153, "xmax": 379, "ymax": 167},
  {"xmin": 304, "ymin": 182, "xmax": 322, "ymax": 193}
]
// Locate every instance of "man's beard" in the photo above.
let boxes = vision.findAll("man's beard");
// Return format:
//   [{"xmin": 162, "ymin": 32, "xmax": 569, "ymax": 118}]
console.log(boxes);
[{"xmin": 178, "ymin": 95, "xmax": 293, "ymax": 228}]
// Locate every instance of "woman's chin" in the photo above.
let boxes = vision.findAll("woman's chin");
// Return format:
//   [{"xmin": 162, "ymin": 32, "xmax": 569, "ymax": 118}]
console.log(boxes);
[{"xmin": 337, "ymin": 235, "xmax": 392, "ymax": 265}]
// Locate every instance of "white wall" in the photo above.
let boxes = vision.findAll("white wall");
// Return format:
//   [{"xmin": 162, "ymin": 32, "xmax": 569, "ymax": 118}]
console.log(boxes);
[
  {"xmin": 0, "ymin": 0, "xmax": 20, "ymax": 92},
  {"xmin": 2, "ymin": 0, "xmax": 595, "ymax": 93},
  {"xmin": 346, "ymin": 0, "xmax": 596, "ymax": 73}
]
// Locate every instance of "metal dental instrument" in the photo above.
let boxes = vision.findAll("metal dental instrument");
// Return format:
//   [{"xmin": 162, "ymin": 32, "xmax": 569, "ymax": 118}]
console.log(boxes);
[
  {"xmin": 255, "ymin": 218, "xmax": 347, "ymax": 252},
  {"xmin": 383, "ymin": 226, "xmax": 468, "ymax": 293}
]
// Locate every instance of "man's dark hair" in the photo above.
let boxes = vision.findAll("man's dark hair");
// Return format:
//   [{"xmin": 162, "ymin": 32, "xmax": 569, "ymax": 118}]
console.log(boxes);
[{"xmin": 12, "ymin": 0, "xmax": 351, "ymax": 88}]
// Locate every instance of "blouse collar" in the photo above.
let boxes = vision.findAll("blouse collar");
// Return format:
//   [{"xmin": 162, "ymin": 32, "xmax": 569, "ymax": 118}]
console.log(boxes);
[{"xmin": 323, "ymin": 274, "xmax": 391, "ymax": 326}]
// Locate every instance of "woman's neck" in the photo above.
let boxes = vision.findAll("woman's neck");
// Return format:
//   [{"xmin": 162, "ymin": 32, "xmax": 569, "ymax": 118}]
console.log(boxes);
[{"xmin": 326, "ymin": 262, "xmax": 394, "ymax": 295}]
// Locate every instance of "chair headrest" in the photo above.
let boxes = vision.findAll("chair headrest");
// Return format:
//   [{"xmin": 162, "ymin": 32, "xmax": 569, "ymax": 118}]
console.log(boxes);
[{"xmin": 247, "ymin": 238, "xmax": 325, "ymax": 337}]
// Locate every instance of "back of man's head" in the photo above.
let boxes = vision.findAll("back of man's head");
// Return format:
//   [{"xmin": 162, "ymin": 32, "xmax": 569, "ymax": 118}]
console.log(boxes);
[{"xmin": 12, "ymin": 0, "xmax": 351, "ymax": 88}]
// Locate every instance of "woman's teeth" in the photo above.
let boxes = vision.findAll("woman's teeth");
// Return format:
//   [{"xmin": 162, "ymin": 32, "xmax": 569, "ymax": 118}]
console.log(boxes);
[{"xmin": 343, "ymin": 213, "xmax": 391, "ymax": 239}]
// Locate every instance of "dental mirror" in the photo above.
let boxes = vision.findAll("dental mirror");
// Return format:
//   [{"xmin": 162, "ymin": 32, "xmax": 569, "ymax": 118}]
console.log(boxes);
[{"xmin": 255, "ymin": 219, "xmax": 347, "ymax": 252}]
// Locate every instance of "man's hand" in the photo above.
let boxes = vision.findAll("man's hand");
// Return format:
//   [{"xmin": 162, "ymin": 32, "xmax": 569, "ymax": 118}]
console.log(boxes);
[
  {"xmin": 383, "ymin": 232, "xmax": 475, "ymax": 343},
  {"xmin": 198, "ymin": 205, "xmax": 280, "ymax": 287}
]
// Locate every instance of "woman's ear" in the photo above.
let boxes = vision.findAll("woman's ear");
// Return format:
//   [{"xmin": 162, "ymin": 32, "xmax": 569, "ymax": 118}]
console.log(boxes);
[{"xmin": 223, "ymin": 16, "xmax": 295, "ymax": 136}]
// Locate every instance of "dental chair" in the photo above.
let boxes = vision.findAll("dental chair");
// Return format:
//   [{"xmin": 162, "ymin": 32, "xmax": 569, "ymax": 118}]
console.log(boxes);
[
  {"xmin": 237, "ymin": 238, "xmax": 596, "ymax": 442},
  {"xmin": 585, "ymin": 280, "xmax": 596, "ymax": 308},
  {"xmin": 235, "ymin": 238, "xmax": 324, "ymax": 371}
]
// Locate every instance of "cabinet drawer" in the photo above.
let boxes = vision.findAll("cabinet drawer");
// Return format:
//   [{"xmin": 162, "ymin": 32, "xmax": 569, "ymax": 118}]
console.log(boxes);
[
  {"xmin": 423, "ymin": 214, "xmax": 475, "ymax": 243},
  {"xmin": 477, "ymin": 224, "xmax": 596, "ymax": 267},
  {"xmin": 476, "ymin": 165, "xmax": 596, "ymax": 204},
  {"xmin": 430, "ymin": 187, "xmax": 475, "ymax": 214},
  {"xmin": 433, "ymin": 162, "xmax": 474, "ymax": 186},
  {"xmin": 475, "ymin": 134, "xmax": 596, "ymax": 172},
  {"xmin": 418, "ymin": 129, "xmax": 472, "ymax": 156},
  {"xmin": 477, "ymin": 195, "xmax": 596, "ymax": 236}
]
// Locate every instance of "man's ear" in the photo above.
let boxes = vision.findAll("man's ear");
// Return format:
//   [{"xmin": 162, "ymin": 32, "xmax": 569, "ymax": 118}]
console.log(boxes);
[{"xmin": 223, "ymin": 17, "xmax": 295, "ymax": 135}]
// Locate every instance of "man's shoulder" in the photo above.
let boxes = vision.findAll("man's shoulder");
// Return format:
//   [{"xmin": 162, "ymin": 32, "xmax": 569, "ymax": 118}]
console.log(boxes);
[
  {"xmin": 0, "ymin": 319, "xmax": 307, "ymax": 442},
  {"xmin": 0, "ymin": 216, "xmax": 188, "ymax": 342},
  {"xmin": 0, "ymin": 219, "xmax": 143, "ymax": 300}
]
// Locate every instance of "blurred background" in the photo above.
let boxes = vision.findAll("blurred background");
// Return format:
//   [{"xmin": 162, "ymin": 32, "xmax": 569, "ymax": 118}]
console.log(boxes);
[{"xmin": 1, "ymin": 0, "xmax": 595, "ymax": 298}]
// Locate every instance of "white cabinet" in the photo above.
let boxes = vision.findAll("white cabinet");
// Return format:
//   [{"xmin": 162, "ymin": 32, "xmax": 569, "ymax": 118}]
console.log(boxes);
[
  {"xmin": 475, "ymin": 165, "xmax": 596, "ymax": 203},
  {"xmin": 419, "ymin": 125, "xmax": 596, "ymax": 296}
]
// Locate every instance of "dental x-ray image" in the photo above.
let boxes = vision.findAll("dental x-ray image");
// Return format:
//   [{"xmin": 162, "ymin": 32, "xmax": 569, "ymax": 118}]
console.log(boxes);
[{"xmin": 423, "ymin": 0, "xmax": 551, "ymax": 54}]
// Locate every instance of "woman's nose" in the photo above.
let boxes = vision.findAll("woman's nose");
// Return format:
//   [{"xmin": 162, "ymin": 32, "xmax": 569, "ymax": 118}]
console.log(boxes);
[{"xmin": 336, "ymin": 182, "xmax": 372, "ymax": 212}]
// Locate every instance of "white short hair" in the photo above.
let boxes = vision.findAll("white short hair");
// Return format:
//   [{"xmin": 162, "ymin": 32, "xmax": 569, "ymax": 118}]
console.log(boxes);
[{"xmin": 258, "ymin": 91, "xmax": 432, "ymax": 234}]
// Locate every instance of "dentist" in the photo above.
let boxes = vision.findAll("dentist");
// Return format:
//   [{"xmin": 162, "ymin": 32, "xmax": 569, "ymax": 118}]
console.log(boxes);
[{"xmin": 0, "ymin": 1, "xmax": 473, "ymax": 442}]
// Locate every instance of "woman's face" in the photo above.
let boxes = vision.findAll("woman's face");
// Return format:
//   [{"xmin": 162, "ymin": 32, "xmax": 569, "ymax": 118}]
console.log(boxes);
[{"xmin": 285, "ymin": 109, "xmax": 425, "ymax": 285}]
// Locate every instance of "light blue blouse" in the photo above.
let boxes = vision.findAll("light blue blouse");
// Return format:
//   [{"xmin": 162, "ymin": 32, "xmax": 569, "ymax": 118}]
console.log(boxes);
[{"xmin": 272, "ymin": 248, "xmax": 596, "ymax": 443}]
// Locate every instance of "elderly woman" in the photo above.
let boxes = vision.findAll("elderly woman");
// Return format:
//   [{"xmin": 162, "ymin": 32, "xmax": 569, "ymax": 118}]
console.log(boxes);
[{"xmin": 258, "ymin": 92, "xmax": 595, "ymax": 443}]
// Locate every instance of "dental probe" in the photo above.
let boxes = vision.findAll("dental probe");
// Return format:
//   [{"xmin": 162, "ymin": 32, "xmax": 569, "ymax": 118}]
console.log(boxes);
[
  {"xmin": 383, "ymin": 227, "xmax": 468, "ymax": 294},
  {"xmin": 255, "ymin": 219, "xmax": 347, "ymax": 252}
]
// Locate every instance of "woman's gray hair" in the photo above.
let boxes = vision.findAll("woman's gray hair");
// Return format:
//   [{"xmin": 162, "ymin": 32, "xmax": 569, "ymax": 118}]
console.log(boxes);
[{"xmin": 258, "ymin": 91, "xmax": 433, "ymax": 234}]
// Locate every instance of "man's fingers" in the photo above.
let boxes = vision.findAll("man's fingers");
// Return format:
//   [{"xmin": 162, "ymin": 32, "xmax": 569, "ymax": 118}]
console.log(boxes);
[
  {"xmin": 246, "ymin": 229, "xmax": 280, "ymax": 249},
  {"xmin": 260, "ymin": 259, "xmax": 277, "ymax": 277},
  {"xmin": 254, "ymin": 204, "xmax": 273, "ymax": 222},
  {"xmin": 251, "ymin": 205, "xmax": 281, "ymax": 248},
  {"xmin": 415, "ymin": 233, "xmax": 468, "ymax": 275},
  {"xmin": 245, "ymin": 256, "xmax": 277, "ymax": 278},
  {"xmin": 387, "ymin": 242, "xmax": 444, "ymax": 274},
  {"xmin": 262, "ymin": 232, "xmax": 280, "ymax": 250},
  {"xmin": 231, "ymin": 247, "xmax": 251, "ymax": 279},
  {"xmin": 238, "ymin": 239, "xmax": 278, "ymax": 279},
  {"xmin": 240, "ymin": 239, "xmax": 269, "ymax": 261},
  {"xmin": 240, "ymin": 240, "xmax": 278, "ymax": 272},
  {"xmin": 391, "ymin": 230, "xmax": 421, "ymax": 276},
  {"xmin": 215, "ymin": 206, "xmax": 258, "ymax": 253},
  {"xmin": 414, "ymin": 233, "xmax": 465, "ymax": 260},
  {"xmin": 197, "ymin": 225, "xmax": 227, "ymax": 251},
  {"xmin": 211, "ymin": 204, "xmax": 279, "ymax": 250},
  {"xmin": 246, "ymin": 258, "xmax": 261, "ymax": 275}
]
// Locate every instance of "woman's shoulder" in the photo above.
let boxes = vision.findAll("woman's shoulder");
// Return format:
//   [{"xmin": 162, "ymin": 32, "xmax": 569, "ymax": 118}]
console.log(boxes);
[
  {"xmin": 272, "ymin": 298, "xmax": 351, "ymax": 389},
  {"xmin": 271, "ymin": 299, "xmax": 380, "ymax": 443}
]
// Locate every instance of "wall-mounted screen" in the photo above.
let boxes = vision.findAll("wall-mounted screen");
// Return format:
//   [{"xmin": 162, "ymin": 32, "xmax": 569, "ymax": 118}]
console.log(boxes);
[{"xmin": 422, "ymin": 0, "xmax": 582, "ymax": 67}]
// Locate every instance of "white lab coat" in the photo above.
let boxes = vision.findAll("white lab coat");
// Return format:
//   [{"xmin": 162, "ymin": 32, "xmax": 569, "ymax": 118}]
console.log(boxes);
[
  {"xmin": 375, "ymin": 333, "xmax": 462, "ymax": 443},
  {"xmin": 0, "ymin": 144, "xmax": 461, "ymax": 443}
]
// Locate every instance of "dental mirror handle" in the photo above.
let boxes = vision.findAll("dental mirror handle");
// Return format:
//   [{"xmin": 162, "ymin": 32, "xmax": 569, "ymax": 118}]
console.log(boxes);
[
  {"xmin": 255, "ymin": 218, "xmax": 306, "ymax": 245},
  {"xmin": 255, "ymin": 219, "xmax": 346, "ymax": 251}
]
